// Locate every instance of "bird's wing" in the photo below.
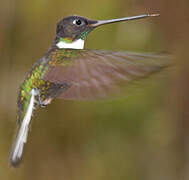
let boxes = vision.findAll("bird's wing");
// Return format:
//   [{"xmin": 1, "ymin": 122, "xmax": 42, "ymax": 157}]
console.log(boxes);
[{"xmin": 43, "ymin": 49, "xmax": 169, "ymax": 100}]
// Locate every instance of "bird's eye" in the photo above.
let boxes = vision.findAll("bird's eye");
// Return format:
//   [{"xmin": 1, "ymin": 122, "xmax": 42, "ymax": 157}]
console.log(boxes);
[{"xmin": 73, "ymin": 19, "xmax": 83, "ymax": 26}]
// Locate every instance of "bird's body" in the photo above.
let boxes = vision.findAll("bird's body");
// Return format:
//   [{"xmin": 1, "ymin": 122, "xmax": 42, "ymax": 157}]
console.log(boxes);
[
  {"xmin": 10, "ymin": 13, "xmax": 169, "ymax": 167},
  {"xmin": 17, "ymin": 47, "xmax": 69, "ymax": 123}
]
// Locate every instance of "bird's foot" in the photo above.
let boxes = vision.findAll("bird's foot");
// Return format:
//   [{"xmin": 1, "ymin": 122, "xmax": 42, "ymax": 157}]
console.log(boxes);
[
  {"xmin": 32, "ymin": 88, "xmax": 48, "ymax": 108},
  {"xmin": 40, "ymin": 98, "xmax": 53, "ymax": 107},
  {"xmin": 38, "ymin": 98, "xmax": 47, "ymax": 108}
]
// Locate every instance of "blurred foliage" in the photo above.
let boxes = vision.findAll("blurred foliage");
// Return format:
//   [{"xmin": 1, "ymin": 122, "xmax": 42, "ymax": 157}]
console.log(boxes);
[{"xmin": 0, "ymin": 0, "xmax": 189, "ymax": 179}]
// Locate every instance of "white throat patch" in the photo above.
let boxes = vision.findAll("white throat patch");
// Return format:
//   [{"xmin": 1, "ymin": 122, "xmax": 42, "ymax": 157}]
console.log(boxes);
[{"xmin": 56, "ymin": 39, "xmax": 85, "ymax": 49}]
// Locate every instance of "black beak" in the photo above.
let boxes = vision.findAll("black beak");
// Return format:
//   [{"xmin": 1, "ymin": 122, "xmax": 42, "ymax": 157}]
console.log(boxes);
[{"xmin": 89, "ymin": 14, "xmax": 159, "ymax": 27}]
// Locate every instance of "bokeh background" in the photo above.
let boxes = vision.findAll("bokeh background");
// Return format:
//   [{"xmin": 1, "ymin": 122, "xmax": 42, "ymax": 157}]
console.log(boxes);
[{"xmin": 0, "ymin": 0, "xmax": 189, "ymax": 179}]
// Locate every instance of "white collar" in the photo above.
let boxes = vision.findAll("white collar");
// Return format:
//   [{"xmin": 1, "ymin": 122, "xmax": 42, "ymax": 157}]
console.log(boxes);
[{"xmin": 56, "ymin": 39, "xmax": 85, "ymax": 49}]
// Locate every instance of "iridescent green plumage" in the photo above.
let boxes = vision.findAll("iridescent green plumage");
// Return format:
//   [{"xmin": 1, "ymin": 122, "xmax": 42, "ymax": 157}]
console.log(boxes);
[
  {"xmin": 17, "ymin": 48, "xmax": 76, "ymax": 123},
  {"xmin": 17, "ymin": 59, "xmax": 48, "ymax": 123}
]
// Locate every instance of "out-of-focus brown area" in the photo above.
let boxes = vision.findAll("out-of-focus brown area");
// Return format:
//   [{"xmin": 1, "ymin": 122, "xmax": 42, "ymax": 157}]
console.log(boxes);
[{"xmin": 0, "ymin": 0, "xmax": 189, "ymax": 179}]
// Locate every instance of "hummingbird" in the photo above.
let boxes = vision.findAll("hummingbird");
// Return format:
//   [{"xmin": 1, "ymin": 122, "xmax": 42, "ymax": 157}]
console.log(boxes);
[{"xmin": 9, "ymin": 13, "xmax": 168, "ymax": 167}]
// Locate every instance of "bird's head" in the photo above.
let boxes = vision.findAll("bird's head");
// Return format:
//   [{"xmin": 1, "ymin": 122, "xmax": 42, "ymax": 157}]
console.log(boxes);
[
  {"xmin": 56, "ymin": 15, "xmax": 96, "ymax": 43},
  {"xmin": 55, "ymin": 14, "xmax": 159, "ymax": 49}
]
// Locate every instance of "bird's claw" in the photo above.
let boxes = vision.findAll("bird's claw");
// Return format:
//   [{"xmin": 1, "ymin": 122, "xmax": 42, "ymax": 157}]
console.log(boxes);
[{"xmin": 32, "ymin": 88, "xmax": 47, "ymax": 108}]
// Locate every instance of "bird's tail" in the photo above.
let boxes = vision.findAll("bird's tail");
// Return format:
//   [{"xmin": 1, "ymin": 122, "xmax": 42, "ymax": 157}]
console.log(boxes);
[{"xmin": 9, "ymin": 89, "xmax": 37, "ymax": 167}]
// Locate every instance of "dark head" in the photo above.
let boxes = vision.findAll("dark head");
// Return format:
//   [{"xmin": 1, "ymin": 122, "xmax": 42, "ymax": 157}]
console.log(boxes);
[
  {"xmin": 55, "ymin": 14, "xmax": 159, "ymax": 49},
  {"xmin": 56, "ymin": 15, "xmax": 97, "ymax": 42}
]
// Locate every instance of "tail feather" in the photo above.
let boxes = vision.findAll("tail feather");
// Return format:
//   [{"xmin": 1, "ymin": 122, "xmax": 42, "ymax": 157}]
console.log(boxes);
[{"xmin": 9, "ymin": 89, "xmax": 37, "ymax": 167}]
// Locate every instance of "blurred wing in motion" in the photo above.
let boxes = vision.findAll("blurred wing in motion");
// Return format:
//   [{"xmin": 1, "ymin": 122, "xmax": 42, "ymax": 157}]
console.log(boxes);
[{"xmin": 44, "ymin": 49, "xmax": 170, "ymax": 100}]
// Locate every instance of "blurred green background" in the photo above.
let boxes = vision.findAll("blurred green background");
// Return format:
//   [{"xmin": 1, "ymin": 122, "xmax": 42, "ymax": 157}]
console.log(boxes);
[{"xmin": 1, "ymin": 0, "xmax": 189, "ymax": 179}]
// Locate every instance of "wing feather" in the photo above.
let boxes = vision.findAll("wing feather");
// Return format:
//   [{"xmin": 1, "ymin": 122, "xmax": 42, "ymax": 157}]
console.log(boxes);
[{"xmin": 43, "ymin": 49, "xmax": 169, "ymax": 100}]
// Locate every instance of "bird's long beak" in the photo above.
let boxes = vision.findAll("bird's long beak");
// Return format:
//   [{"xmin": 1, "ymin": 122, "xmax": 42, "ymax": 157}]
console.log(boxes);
[{"xmin": 89, "ymin": 14, "xmax": 159, "ymax": 27}]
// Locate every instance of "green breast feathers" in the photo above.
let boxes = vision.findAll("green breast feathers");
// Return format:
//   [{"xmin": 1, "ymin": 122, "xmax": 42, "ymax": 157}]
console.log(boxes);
[{"xmin": 17, "ymin": 48, "xmax": 75, "ymax": 122}]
